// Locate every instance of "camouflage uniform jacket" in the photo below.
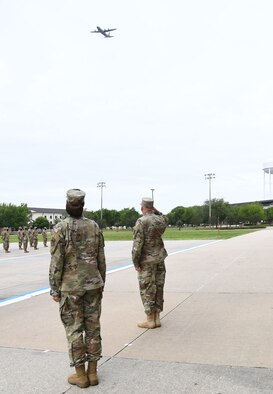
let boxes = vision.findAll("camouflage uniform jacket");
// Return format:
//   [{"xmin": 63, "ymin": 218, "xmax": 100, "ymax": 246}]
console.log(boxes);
[
  {"xmin": 33, "ymin": 228, "xmax": 38, "ymax": 240},
  {"xmin": 132, "ymin": 212, "xmax": 168, "ymax": 268},
  {"xmin": 42, "ymin": 229, "xmax": 47, "ymax": 240},
  {"xmin": 1, "ymin": 230, "xmax": 9, "ymax": 242},
  {"xmin": 17, "ymin": 229, "xmax": 23, "ymax": 240},
  {"xmin": 22, "ymin": 229, "xmax": 28, "ymax": 241},
  {"xmin": 49, "ymin": 216, "xmax": 106, "ymax": 296}
]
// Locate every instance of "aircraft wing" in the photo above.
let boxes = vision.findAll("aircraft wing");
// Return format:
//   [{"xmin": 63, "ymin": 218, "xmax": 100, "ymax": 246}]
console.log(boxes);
[
  {"xmin": 91, "ymin": 30, "xmax": 100, "ymax": 33},
  {"xmin": 104, "ymin": 28, "xmax": 116, "ymax": 32}
]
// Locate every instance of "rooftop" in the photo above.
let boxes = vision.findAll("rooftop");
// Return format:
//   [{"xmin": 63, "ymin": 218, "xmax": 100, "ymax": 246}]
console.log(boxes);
[{"xmin": 29, "ymin": 207, "xmax": 66, "ymax": 214}]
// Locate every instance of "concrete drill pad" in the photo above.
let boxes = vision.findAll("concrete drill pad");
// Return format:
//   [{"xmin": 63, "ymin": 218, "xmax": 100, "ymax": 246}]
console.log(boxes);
[
  {"xmin": 1, "ymin": 231, "xmax": 273, "ymax": 393},
  {"xmin": 118, "ymin": 293, "xmax": 273, "ymax": 368},
  {"xmin": 81, "ymin": 357, "xmax": 273, "ymax": 394},
  {"xmin": 101, "ymin": 291, "xmax": 190, "ymax": 357},
  {"xmin": 165, "ymin": 229, "xmax": 273, "ymax": 294},
  {"xmin": 0, "ymin": 293, "xmax": 66, "ymax": 352},
  {"xmin": 0, "ymin": 289, "xmax": 190, "ymax": 357},
  {"xmin": 0, "ymin": 347, "xmax": 109, "ymax": 394},
  {"xmin": 2, "ymin": 347, "xmax": 273, "ymax": 394}
]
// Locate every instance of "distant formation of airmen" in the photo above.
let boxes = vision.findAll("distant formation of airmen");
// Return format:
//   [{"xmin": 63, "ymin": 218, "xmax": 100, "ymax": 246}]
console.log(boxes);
[{"xmin": 1, "ymin": 226, "xmax": 50, "ymax": 253}]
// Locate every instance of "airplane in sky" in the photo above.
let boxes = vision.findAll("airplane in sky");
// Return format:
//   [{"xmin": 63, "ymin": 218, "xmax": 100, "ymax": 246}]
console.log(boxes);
[{"xmin": 91, "ymin": 26, "xmax": 117, "ymax": 38}]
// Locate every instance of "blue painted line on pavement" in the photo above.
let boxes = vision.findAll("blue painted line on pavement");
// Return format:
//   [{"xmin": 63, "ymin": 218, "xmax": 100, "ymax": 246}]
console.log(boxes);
[
  {"xmin": 0, "ymin": 287, "xmax": 50, "ymax": 307},
  {"xmin": 0, "ymin": 240, "xmax": 221, "ymax": 307},
  {"xmin": 106, "ymin": 263, "xmax": 133, "ymax": 274},
  {"xmin": 0, "ymin": 265, "xmax": 134, "ymax": 307}
]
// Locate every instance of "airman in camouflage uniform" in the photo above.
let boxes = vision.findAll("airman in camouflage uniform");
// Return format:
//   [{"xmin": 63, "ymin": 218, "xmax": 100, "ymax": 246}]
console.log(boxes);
[
  {"xmin": 1, "ymin": 227, "xmax": 10, "ymax": 253},
  {"xmin": 49, "ymin": 189, "xmax": 106, "ymax": 389},
  {"xmin": 22, "ymin": 227, "xmax": 29, "ymax": 253},
  {"xmin": 28, "ymin": 226, "xmax": 34, "ymax": 247},
  {"xmin": 17, "ymin": 227, "xmax": 23, "ymax": 249},
  {"xmin": 132, "ymin": 197, "xmax": 168, "ymax": 329},
  {"xmin": 33, "ymin": 227, "xmax": 39, "ymax": 250},
  {"xmin": 42, "ymin": 227, "xmax": 48, "ymax": 247}
]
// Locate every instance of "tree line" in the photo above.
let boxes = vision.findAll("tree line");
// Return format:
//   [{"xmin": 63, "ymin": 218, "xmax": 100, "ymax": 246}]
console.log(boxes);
[
  {"xmin": 0, "ymin": 204, "xmax": 140, "ymax": 230},
  {"xmin": 168, "ymin": 199, "xmax": 268, "ymax": 227},
  {"xmin": 0, "ymin": 199, "xmax": 272, "ymax": 230}
]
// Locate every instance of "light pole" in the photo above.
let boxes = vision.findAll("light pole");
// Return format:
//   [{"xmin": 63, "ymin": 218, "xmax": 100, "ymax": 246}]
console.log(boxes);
[
  {"xmin": 97, "ymin": 182, "xmax": 106, "ymax": 220},
  {"xmin": 204, "ymin": 173, "xmax": 215, "ymax": 228},
  {"xmin": 151, "ymin": 188, "xmax": 155, "ymax": 200}
]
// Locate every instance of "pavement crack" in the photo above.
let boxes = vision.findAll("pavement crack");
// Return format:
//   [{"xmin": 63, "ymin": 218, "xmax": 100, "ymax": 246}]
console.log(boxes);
[{"xmin": 100, "ymin": 329, "xmax": 154, "ymax": 363}]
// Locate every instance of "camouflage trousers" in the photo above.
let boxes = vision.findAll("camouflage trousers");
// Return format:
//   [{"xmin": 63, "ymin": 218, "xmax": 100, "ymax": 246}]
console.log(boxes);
[
  {"xmin": 2, "ymin": 241, "xmax": 9, "ymax": 252},
  {"xmin": 59, "ymin": 288, "xmax": 103, "ymax": 367},
  {"xmin": 23, "ymin": 239, "xmax": 28, "ymax": 252},
  {"xmin": 137, "ymin": 260, "xmax": 166, "ymax": 314}
]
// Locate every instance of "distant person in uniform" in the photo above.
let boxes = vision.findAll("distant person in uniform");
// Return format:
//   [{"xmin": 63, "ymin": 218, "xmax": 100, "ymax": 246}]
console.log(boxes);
[
  {"xmin": 17, "ymin": 227, "xmax": 23, "ymax": 249},
  {"xmin": 49, "ymin": 188, "xmax": 106, "ymax": 388},
  {"xmin": 132, "ymin": 197, "xmax": 168, "ymax": 329},
  {"xmin": 28, "ymin": 226, "xmax": 34, "ymax": 247},
  {"xmin": 1, "ymin": 227, "xmax": 10, "ymax": 253},
  {"xmin": 42, "ymin": 227, "xmax": 48, "ymax": 247},
  {"xmin": 33, "ymin": 227, "xmax": 39, "ymax": 250},
  {"xmin": 22, "ymin": 227, "xmax": 29, "ymax": 253}
]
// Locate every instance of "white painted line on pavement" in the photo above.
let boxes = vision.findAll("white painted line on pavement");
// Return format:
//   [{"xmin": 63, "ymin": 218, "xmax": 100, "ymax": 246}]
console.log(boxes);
[
  {"xmin": 168, "ymin": 240, "xmax": 222, "ymax": 256},
  {"xmin": 0, "ymin": 253, "xmax": 49, "ymax": 263}
]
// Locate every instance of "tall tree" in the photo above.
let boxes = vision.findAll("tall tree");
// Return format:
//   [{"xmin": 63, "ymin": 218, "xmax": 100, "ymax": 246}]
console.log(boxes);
[
  {"xmin": 238, "ymin": 203, "xmax": 265, "ymax": 225},
  {"xmin": 210, "ymin": 198, "xmax": 230, "ymax": 227},
  {"xmin": 33, "ymin": 216, "xmax": 50, "ymax": 229},
  {"xmin": 119, "ymin": 208, "xmax": 140, "ymax": 227},
  {"xmin": 167, "ymin": 206, "xmax": 185, "ymax": 226},
  {"xmin": 265, "ymin": 207, "xmax": 273, "ymax": 224},
  {"xmin": 0, "ymin": 203, "xmax": 30, "ymax": 229}
]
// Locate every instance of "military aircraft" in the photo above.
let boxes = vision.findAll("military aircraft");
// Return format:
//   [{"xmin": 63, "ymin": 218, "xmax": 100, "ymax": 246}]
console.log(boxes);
[{"xmin": 91, "ymin": 26, "xmax": 116, "ymax": 38}]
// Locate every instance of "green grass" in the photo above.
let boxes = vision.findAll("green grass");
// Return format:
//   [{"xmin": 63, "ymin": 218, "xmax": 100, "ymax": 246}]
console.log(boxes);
[
  {"xmin": 1, "ymin": 228, "xmax": 259, "ymax": 244},
  {"xmin": 1, "ymin": 234, "xmax": 47, "ymax": 244},
  {"xmin": 162, "ymin": 227, "xmax": 258, "ymax": 240},
  {"xmin": 102, "ymin": 227, "xmax": 258, "ymax": 241}
]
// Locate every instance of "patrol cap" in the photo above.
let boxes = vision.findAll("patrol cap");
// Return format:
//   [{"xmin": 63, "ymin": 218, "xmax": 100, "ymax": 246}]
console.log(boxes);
[
  {"xmin": 141, "ymin": 197, "xmax": 154, "ymax": 209},
  {"xmin": 66, "ymin": 188, "xmax": 85, "ymax": 204}
]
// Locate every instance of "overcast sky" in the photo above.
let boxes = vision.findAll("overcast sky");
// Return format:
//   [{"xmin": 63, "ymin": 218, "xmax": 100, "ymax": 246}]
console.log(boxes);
[{"xmin": 1, "ymin": 0, "xmax": 273, "ymax": 213}]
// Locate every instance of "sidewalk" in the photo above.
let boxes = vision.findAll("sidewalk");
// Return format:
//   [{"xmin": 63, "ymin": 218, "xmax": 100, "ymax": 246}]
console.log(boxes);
[{"xmin": 1, "ymin": 229, "xmax": 273, "ymax": 393}]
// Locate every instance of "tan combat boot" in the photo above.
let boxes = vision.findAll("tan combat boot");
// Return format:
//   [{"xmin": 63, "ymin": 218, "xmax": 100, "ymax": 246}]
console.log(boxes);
[
  {"xmin": 155, "ymin": 312, "xmax": 161, "ymax": 327},
  {"xmin": 68, "ymin": 365, "xmax": 89, "ymax": 388},
  {"xmin": 137, "ymin": 313, "xmax": 155, "ymax": 329},
  {"xmin": 87, "ymin": 361, "xmax": 99, "ymax": 386}
]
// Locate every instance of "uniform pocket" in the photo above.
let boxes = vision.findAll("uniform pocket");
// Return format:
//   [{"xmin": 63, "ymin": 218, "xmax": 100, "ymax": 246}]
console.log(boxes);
[{"xmin": 59, "ymin": 295, "xmax": 74, "ymax": 326}]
